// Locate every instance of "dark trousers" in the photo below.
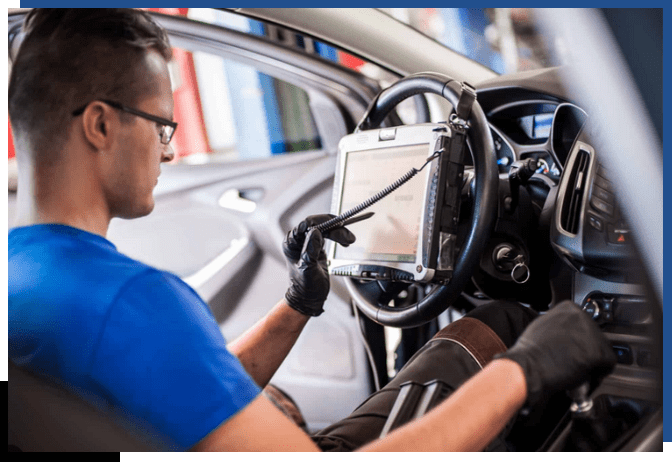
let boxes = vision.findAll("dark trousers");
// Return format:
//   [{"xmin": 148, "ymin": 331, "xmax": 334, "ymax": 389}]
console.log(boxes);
[{"xmin": 310, "ymin": 301, "xmax": 538, "ymax": 451}]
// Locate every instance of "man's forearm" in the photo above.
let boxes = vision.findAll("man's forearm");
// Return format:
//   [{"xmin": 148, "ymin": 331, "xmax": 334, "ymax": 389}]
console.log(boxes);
[
  {"xmin": 360, "ymin": 358, "xmax": 527, "ymax": 452},
  {"xmin": 227, "ymin": 299, "xmax": 310, "ymax": 388},
  {"xmin": 195, "ymin": 353, "xmax": 527, "ymax": 452}
]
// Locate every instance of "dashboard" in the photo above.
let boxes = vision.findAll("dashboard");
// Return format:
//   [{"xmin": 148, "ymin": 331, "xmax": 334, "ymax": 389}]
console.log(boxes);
[
  {"xmin": 487, "ymin": 101, "xmax": 586, "ymax": 180},
  {"xmin": 468, "ymin": 76, "xmax": 645, "ymax": 282},
  {"xmin": 467, "ymin": 73, "xmax": 661, "ymax": 449},
  {"xmin": 469, "ymin": 76, "xmax": 646, "ymax": 296}
]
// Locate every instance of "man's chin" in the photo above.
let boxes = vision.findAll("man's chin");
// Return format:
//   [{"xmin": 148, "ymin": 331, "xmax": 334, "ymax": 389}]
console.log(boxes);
[{"xmin": 116, "ymin": 201, "xmax": 155, "ymax": 220}]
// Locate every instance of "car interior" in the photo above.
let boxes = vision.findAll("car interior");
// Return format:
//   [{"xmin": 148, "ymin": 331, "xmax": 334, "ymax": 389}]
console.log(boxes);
[{"xmin": 7, "ymin": 8, "xmax": 663, "ymax": 452}]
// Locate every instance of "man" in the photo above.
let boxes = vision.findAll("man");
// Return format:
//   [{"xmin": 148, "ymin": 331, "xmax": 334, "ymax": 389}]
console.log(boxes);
[{"xmin": 8, "ymin": 8, "xmax": 615, "ymax": 452}]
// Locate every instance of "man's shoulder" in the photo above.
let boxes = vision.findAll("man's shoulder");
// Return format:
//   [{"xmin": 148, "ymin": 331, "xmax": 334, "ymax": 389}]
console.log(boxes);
[
  {"xmin": 10, "ymin": 224, "xmax": 154, "ymax": 290},
  {"xmin": 115, "ymin": 267, "xmax": 203, "ymax": 308},
  {"xmin": 8, "ymin": 224, "xmax": 209, "ymax": 373},
  {"xmin": 8, "ymin": 224, "xmax": 198, "ymax": 314}
]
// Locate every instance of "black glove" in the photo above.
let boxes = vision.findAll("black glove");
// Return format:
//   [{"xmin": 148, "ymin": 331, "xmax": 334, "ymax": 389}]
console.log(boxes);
[
  {"xmin": 497, "ymin": 300, "xmax": 616, "ymax": 408},
  {"xmin": 283, "ymin": 214, "xmax": 356, "ymax": 317}
]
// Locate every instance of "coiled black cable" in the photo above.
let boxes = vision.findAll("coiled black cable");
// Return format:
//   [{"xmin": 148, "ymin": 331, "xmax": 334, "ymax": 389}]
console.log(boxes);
[{"xmin": 313, "ymin": 151, "xmax": 440, "ymax": 234}]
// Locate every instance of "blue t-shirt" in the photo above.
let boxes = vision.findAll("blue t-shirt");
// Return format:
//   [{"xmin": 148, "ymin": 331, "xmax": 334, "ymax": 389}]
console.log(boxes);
[{"xmin": 8, "ymin": 224, "xmax": 261, "ymax": 450}]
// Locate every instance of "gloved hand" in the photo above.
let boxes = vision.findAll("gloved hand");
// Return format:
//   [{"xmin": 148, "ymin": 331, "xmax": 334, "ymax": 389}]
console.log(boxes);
[
  {"xmin": 283, "ymin": 214, "xmax": 356, "ymax": 317},
  {"xmin": 498, "ymin": 300, "xmax": 616, "ymax": 408}
]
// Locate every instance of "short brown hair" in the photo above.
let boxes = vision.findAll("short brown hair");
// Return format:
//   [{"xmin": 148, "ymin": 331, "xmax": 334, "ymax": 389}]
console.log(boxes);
[{"xmin": 8, "ymin": 8, "xmax": 172, "ymax": 155}]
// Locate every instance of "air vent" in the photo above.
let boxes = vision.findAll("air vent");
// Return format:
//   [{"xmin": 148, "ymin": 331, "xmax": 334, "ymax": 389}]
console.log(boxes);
[{"xmin": 560, "ymin": 149, "xmax": 590, "ymax": 234}]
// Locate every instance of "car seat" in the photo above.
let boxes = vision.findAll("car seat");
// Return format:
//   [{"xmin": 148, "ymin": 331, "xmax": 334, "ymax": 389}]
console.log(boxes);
[{"xmin": 8, "ymin": 360, "xmax": 162, "ymax": 452}]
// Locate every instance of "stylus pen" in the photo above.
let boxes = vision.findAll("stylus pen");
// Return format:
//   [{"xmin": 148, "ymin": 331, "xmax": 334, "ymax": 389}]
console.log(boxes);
[
  {"xmin": 341, "ymin": 211, "xmax": 375, "ymax": 227},
  {"xmin": 318, "ymin": 212, "xmax": 375, "ymax": 233}
]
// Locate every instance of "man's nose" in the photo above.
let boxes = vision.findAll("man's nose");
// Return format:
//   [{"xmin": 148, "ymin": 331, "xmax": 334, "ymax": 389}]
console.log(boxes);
[{"xmin": 161, "ymin": 143, "xmax": 175, "ymax": 163}]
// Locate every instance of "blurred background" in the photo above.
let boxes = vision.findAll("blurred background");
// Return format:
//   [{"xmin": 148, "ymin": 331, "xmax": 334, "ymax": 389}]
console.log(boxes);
[
  {"xmin": 7, "ymin": 7, "xmax": 661, "ymax": 199},
  {"xmin": 6, "ymin": 8, "xmax": 559, "ymax": 183}
]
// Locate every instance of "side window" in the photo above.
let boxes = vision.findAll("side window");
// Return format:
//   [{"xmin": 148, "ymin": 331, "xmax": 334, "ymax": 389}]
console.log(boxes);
[
  {"xmin": 168, "ymin": 47, "xmax": 323, "ymax": 165},
  {"xmin": 7, "ymin": 29, "xmax": 324, "ymax": 173}
]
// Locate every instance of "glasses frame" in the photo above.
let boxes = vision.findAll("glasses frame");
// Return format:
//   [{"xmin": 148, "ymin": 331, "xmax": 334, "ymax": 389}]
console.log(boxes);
[{"xmin": 72, "ymin": 100, "xmax": 177, "ymax": 145}]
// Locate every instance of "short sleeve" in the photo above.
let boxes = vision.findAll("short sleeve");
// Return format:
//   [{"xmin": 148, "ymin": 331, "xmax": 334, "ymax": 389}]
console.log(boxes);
[{"xmin": 88, "ymin": 269, "xmax": 261, "ymax": 450}]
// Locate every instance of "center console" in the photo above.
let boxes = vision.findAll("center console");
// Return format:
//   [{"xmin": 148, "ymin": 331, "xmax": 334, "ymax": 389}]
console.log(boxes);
[{"xmin": 549, "ymin": 132, "xmax": 662, "ymax": 451}]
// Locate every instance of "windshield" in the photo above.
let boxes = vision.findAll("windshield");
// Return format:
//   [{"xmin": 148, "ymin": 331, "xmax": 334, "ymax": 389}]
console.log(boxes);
[{"xmin": 379, "ymin": 8, "xmax": 553, "ymax": 74}]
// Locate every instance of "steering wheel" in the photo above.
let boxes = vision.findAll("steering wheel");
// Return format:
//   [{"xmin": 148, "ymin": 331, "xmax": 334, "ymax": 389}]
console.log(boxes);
[{"xmin": 344, "ymin": 72, "xmax": 498, "ymax": 328}]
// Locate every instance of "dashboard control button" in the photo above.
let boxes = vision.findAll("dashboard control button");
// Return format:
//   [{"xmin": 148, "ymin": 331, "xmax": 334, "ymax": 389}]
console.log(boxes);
[
  {"xmin": 582, "ymin": 299, "xmax": 601, "ymax": 320},
  {"xmin": 601, "ymin": 296, "xmax": 614, "ymax": 313},
  {"xmin": 597, "ymin": 164, "xmax": 610, "ymax": 181},
  {"xmin": 636, "ymin": 349, "xmax": 659, "ymax": 368},
  {"xmin": 616, "ymin": 219, "xmax": 629, "ymax": 228},
  {"xmin": 593, "ymin": 174, "xmax": 611, "ymax": 191},
  {"xmin": 494, "ymin": 137, "xmax": 502, "ymax": 151},
  {"xmin": 607, "ymin": 224, "xmax": 629, "ymax": 244},
  {"xmin": 590, "ymin": 196, "xmax": 615, "ymax": 216},
  {"xmin": 612, "ymin": 344, "xmax": 633, "ymax": 365},
  {"xmin": 587, "ymin": 214, "xmax": 603, "ymax": 232},
  {"xmin": 590, "ymin": 196, "xmax": 614, "ymax": 216},
  {"xmin": 591, "ymin": 185, "xmax": 614, "ymax": 204}
]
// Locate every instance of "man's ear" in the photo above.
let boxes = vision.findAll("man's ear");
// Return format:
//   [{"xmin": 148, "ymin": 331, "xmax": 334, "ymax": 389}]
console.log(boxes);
[{"xmin": 81, "ymin": 102, "xmax": 118, "ymax": 151}]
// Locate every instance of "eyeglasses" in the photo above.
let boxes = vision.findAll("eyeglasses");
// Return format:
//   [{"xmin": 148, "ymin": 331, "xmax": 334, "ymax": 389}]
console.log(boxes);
[{"xmin": 72, "ymin": 100, "xmax": 178, "ymax": 145}]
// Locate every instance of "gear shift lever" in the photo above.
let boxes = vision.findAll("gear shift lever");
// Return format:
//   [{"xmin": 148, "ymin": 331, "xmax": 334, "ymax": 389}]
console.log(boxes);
[
  {"xmin": 569, "ymin": 382, "xmax": 594, "ymax": 417},
  {"xmin": 566, "ymin": 382, "xmax": 613, "ymax": 450}
]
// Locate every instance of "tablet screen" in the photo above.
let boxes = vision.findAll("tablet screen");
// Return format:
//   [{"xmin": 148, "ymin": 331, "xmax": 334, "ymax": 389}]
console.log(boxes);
[{"xmin": 333, "ymin": 144, "xmax": 429, "ymax": 263}]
